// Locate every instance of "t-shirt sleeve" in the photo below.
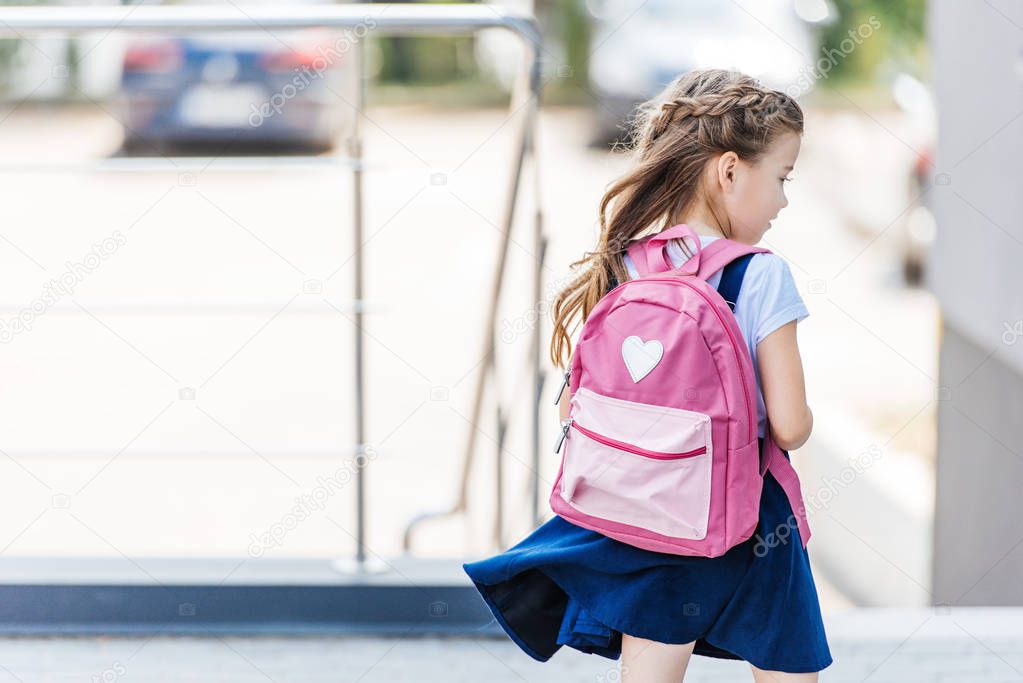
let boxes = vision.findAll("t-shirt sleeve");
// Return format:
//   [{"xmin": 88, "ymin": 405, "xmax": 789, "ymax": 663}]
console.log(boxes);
[{"xmin": 747, "ymin": 254, "xmax": 810, "ymax": 347}]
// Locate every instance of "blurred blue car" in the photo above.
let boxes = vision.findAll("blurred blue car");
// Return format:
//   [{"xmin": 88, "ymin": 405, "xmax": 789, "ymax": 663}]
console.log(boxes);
[{"xmin": 118, "ymin": 18, "xmax": 356, "ymax": 153}]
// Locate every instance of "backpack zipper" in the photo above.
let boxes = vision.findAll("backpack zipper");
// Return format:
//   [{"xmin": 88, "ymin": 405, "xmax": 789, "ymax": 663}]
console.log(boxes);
[
  {"xmin": 554, "ymin": 417, "xmax": 573, "ymax": 453},
  {"xmin": 555, "ymin": 416, "xmax": 707, "ymax": 460}
]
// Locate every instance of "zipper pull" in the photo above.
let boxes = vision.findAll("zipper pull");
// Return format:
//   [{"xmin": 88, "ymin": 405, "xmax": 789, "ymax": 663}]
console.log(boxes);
[
  {"xmin": 553, "ymin": 369, "xmax": 571, "ymax": 405},
  {"xmin": 554, "ymin": 417, "xmax": 573, "ymax": 453}
]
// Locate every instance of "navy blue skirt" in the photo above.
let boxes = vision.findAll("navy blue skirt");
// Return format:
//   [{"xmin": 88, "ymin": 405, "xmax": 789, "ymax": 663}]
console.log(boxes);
[{"xmin": 462, "ymin": 438, "xmax": 833, "ymax": 674}]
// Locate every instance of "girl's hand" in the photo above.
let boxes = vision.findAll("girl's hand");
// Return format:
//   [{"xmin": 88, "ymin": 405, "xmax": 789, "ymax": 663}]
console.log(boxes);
[{"xmin": 757, "ymin": 320, "xmax": 813, "ymax": 451}]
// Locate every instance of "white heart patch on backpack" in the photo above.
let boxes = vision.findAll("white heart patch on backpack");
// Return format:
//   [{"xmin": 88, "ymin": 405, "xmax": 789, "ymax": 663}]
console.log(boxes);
[{"xmin": 621, "ymin": 335, "xmax": 663, "ymax": 383}]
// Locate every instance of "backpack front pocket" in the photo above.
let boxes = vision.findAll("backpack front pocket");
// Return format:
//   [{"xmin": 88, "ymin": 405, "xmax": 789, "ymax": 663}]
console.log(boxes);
[{"xmin": 558, "ymin": 387, "xmax": 713, "ymax": 540}]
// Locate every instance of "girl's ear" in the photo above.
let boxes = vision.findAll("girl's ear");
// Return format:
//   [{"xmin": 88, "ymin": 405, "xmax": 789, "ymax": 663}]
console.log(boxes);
[{"xmin": 716, "ymin": 151, "xmax": 739, "ymax": 191}]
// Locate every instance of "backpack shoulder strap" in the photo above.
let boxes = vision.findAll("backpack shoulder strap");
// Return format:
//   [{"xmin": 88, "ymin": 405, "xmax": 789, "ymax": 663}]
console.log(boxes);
[
  {"xmin": 625, "ymin": 224, "xmax": 706, "ymax": 277},
  {"xmin": 625, "ymin": 228, "xmax": 770, "ymax": 282},
  {"xmin": 696, "ymin": 238, "xmax": 770, "ymax": 281},
  {"xmin": 716, "ymin": 253, "xmax": 755, "ymax": 312}
]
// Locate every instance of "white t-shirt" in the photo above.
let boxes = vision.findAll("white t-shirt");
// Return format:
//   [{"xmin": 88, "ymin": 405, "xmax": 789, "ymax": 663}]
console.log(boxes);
[{"xmin": 623, "ymin": 235, "xmax": 809, "ymax": 439}]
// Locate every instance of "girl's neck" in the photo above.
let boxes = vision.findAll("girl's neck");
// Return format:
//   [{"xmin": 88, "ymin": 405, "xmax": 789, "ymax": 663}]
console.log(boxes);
[
  {"xmin": 672, "ymin": 208, "xmax": 727, "ymax": 239},
  {"xmin": 684, "ymin": 222, "xmax": 726, "ymax": 239}
]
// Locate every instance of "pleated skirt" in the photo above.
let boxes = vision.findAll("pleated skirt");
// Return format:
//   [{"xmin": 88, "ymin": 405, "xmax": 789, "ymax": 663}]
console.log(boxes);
[{"xmin": 462, "ymin": 438, "xmax": 833, "ymax": 674}]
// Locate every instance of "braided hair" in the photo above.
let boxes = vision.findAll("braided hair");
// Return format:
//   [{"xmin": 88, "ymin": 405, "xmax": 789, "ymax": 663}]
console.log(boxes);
[{"xmin": 640, "ymin": 75, "xmax": 799, "ymax": 155}]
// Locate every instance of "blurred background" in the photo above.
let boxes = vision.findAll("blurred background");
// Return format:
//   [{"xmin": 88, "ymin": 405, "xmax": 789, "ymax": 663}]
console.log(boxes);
[{"xmin": 1, "ymin": 0, "xmax": 1022, "ymax": 678}]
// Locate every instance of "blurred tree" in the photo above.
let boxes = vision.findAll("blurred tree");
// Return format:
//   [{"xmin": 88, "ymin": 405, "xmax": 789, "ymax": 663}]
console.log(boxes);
[
  {"xmin": 563, "ymin": 1, "xmax": 591, "ymax": 89},
  {"xmin": 0, "ymin": 0, "xmax": 47, "ymax": 97},
  {"xmin": 368, "ymin": 0, "xmax": 480, "ymax": 84},
  {"xmin": 816, "ymin": 0, "xmax": 928, "ymax": 86},
  {"xmin": 542, "ymin": 0, "xmax": 591, "ymax": 92},
  {"xmin": 367, "ymin": 0, "xmax": 592, "ymax": 91}
]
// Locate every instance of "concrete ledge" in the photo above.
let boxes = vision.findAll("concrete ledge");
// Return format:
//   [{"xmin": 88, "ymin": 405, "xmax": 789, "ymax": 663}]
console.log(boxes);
[
  {"xmin": 0, "ymin": 556, "xmax": 470, "ymax": 585},
  {"xmin": 0, "ymin": 556, "xmax": 502, "ymax": 636}
]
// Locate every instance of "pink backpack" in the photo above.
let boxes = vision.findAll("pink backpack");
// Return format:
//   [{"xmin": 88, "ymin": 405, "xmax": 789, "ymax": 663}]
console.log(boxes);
[{"xmin": 549, "ymin": 224, "xmax": 811, "ymax": 557}]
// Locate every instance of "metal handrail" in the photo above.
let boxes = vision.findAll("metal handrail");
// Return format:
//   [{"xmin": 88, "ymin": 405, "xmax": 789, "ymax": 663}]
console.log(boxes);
[
  {"xmin": 0, "ymin": 3, "xmax": 544, "ymax": 566},
  {"xmin": 0, "ymin": 4, "xmax": 542, "ymax": 44},
  {"xmin": 400, "ymin": 7, "xmax": 544, "ymax": 554}
]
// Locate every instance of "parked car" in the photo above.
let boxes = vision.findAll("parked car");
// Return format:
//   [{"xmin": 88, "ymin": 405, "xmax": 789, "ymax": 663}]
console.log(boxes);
[
  {"xmin": 586, "ymin": 0, "xmax": 833, "ymax": 145},
  {"xmin": 118, "ymin": 0, "xmax": 357, "ymax": 153}
]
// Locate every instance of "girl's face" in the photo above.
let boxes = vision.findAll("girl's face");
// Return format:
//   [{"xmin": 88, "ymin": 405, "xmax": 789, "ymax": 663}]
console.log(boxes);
[{"xmin": 720, "ymin": 131, "xmax": 801, "ymax": 245}]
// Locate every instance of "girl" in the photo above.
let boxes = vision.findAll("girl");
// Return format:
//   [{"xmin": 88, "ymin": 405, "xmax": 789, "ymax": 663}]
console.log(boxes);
[{"xmin": 463, "ymin": 68, "xmax": 832, "ymax": 681}]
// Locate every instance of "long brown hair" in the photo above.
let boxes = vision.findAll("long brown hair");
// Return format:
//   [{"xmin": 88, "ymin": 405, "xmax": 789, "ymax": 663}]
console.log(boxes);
[{"xmin": 548, "ymin": 68, "xmax": 804, "ymax": 370}]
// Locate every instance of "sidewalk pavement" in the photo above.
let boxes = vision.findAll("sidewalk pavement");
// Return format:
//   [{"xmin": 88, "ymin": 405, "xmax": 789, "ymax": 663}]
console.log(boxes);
[{"xmin": 1, "ymin": 608, "xmax": 1021, "ymax": 682}]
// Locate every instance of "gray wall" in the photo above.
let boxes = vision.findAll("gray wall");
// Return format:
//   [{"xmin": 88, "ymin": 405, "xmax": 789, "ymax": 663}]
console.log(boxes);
[{"xmin": 929, "ymin": 0, "xmax": 1023, "ymax": 605}]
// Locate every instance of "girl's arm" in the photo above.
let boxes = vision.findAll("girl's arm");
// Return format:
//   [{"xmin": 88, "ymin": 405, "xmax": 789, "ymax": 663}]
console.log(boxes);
[
  {"xmin": 757, "ymin": 320, "xmax": 813, "ymax": 451},
  {"xmin": 558, "ymin": 381, "xmax": 572, "ymax": 421}
]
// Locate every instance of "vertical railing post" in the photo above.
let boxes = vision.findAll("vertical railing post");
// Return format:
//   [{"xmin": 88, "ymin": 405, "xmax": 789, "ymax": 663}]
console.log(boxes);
[{"xmin": 351, "ymin": 30, "xmax": 368, "ymax": 567}]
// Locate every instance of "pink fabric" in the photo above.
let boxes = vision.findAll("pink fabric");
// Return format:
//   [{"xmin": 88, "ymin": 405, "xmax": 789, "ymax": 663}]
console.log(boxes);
[
  {"xmin": 761, "ymin": 437, "xmax": 812, "ymax": 547},
  {"xmin": 558, "ymin": 387, "xmax": 714, "ymax": 540},
  {"xmin": 626, "ymin": 225, "xmax": 704, "ymax": 277},
  {"xmin": 553, "ymin": 223, "xmax": 811, "ymax": 556}
]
